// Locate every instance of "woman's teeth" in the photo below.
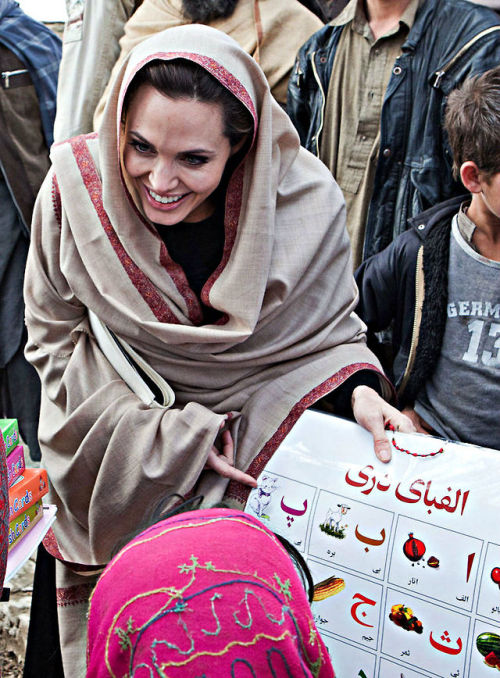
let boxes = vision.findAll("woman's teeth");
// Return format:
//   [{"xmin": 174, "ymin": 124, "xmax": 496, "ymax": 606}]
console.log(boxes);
[{"xmin": 148, "ymin": 188, "xmax": 184, "ymax": 204}]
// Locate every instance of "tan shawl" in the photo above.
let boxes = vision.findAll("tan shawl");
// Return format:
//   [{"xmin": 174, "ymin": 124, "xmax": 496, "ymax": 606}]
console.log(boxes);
[
  {"xmin": 93, "ymin": 0, "xmax": 323, "ymax": 127},
  {"xmin": 25, "ymin": 25, "xmax": 384, "ymax": 568}
]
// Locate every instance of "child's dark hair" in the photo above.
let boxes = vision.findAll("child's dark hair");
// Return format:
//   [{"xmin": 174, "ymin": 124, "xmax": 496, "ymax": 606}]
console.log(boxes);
[
  {"xmin": 122, "ymin": 58, "xmax": 254, "ymax": 148},
  {"xmin": 444, "ymin": 65, "xmax": 500, "ymax": 180}
]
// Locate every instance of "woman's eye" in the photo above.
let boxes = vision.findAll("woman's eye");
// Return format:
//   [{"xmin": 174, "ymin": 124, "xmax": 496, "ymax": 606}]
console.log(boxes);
[
  {"xmin": 183, "ymin": 154, "xmax": 209, "ymax": 166},
  {"xmin": 129, "ymin": 139, "xmax": 152, "ymax": 154}
]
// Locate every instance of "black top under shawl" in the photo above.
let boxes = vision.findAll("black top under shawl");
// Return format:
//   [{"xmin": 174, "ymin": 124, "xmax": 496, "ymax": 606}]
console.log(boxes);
[
  {"xmin": 156, "ymin": 208, "xmax": 382, "ymax": 416},
  {"xmin": 155, "ymin": 207, "xmax": 224, "ymax": 324}
]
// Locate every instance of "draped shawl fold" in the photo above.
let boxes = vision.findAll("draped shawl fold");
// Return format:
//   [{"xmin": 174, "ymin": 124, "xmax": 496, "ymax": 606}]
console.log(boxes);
[{"xmin": 24, "ymin": 25, "xmax": 384, "ymax": 568}]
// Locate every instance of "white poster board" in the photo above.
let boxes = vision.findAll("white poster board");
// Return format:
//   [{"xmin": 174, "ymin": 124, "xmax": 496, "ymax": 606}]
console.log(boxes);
[{"xmin": 244, "ymin": 410, "xmax": 500, "ymax": 678}]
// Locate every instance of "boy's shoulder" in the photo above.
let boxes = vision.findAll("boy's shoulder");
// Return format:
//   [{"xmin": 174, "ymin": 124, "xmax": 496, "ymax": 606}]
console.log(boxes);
[{"xmin": 406, "ymin": 194, "xmax": 467, "ymax": 243}]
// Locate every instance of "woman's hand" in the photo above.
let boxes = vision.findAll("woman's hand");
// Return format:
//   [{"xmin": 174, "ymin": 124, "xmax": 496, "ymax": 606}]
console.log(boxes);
[
  {"xmin": 351, "ymin": 385, "xmax": 416, "ymax": 463},
  {"xmin": 205, "ymin": 429, "xmax": 257, "ymax": 488}
]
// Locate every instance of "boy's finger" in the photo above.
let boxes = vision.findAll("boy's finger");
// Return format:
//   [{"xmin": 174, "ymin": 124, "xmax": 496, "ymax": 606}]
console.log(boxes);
[{"xmin": 374, "ymin": 435, "xmax": 391, "ymax": 463}]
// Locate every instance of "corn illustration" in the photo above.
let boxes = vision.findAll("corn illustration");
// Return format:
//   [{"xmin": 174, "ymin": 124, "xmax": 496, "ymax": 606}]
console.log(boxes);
[{"xmin": 312, "ymin": 575, "xmax": 345, "ymax": 601}]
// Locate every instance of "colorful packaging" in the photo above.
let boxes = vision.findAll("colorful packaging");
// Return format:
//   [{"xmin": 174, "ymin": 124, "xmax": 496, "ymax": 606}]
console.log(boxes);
[
  {"xmin": 6, "ymin": 445, "xmax": 25, "ymax": 488},
  {"xmin": 0, "ymin": 419, "xmax": 20, "ymax": 457},
  {"xmin": 8, "ymin": 468, "xmax": 49, "ymax": 522},
  {"xmin": 8, "ymin": 499, "xmax": 43, "ymax": 550}
]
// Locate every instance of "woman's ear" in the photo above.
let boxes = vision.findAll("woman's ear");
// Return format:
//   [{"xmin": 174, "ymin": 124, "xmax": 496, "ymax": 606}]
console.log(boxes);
[{"xmin": 460, "ymin": 161, "xmax": 482, "ymax": 194}]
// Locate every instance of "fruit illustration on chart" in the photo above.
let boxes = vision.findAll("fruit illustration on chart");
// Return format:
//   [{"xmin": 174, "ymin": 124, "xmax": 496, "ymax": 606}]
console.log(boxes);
[
  {"xmin": 389, "ymin": 603, "xmax": 423, "ymax": 634},
  {"xmin": 476, "ymin": 632, "xmax": 500, "ymax": 670},
  {"xmin": 312, "ymin": 575, "xmax": 345, "ymax": 601},
  {"xmin": 491, "ymin": 567, "xmax": 500, "ymax": 589},
  {"xmin": 403, "ymin": 533, "xmax": 426, "ymax": 563}
]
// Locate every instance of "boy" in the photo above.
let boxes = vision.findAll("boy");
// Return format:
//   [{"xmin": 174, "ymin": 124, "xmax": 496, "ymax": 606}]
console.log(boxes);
[{"xmin": 355, "ymin": 65, "xmax": 500, "ymax": 450}]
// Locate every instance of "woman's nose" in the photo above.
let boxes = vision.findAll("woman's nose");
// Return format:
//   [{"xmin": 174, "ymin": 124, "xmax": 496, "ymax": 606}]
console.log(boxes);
[{"xmin": 150, "ymin": 161, "xmax": 179, "ymax": 193}]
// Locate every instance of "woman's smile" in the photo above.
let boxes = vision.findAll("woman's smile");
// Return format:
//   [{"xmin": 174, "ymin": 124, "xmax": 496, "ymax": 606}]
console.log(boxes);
[
  {"xmin": 122, "ymin": 84, "xmax": 234, "ymax": 225},
  {"xmin": 144, "ymin": 186, "xmax": 189, "ymax": 208}
]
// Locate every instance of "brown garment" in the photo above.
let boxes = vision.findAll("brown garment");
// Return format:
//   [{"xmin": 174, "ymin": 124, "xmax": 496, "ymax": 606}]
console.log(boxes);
[
  {"xmin": 0, "ymin": 44, "xmax": 49, "ymax": 230},
  {"xmin": 320, "ymin": 0, "xmax": 418, "ymax": 267},
  {"xmin": 93, "ymin": 0, "xmax": 323, "ymax": 128}
]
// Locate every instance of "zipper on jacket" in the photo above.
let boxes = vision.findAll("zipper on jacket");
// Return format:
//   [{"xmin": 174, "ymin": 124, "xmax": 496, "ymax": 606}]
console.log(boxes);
[
  {"xmin": 432, "ymin": 25, "xmax": 500, "ymax": 88},
  {"xmin": 1, "ymin": 68, "xmax": 29, "ymax": 88},
  {"xmin": 310, "ymin": 51, "xmax": 326, "ymax": 157},
  {"xmin": 399, "ymin": 245, "xmax": 424, "ymax": 398},
  {"xmin": 293, "ymin": 59, "xmax": 303, "ymax": 89}
]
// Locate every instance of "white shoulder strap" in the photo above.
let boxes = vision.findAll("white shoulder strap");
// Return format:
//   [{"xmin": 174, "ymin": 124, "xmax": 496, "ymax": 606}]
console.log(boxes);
[{"xmin": 88, "ymin": 310, "xmax": 175, "ymax": 409}]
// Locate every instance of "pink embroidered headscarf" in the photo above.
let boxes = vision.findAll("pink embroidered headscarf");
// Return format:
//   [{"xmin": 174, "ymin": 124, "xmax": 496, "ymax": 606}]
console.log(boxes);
[{"xmin": 86, "ymin": 509, "xmax": 335, "ymax": 677}]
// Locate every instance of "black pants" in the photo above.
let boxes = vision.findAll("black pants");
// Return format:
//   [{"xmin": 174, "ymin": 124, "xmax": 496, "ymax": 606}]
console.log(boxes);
[{"xmin": 23, "ymin": 545, "xmax": 64, "ymax": 678}]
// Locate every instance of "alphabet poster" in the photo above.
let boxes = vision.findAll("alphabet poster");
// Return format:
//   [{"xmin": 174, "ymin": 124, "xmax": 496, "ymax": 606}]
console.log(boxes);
[{"xmin": 244, "ymin": 410, "xmax": 500, "ymax": 678}]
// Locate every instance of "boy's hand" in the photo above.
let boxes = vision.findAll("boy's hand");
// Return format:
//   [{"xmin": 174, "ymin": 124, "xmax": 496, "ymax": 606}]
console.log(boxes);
[
  {"xmin": 351, "ymin": 386, "xmax": 416, "ymax": 463},
  {"xmin": 401, "ymin": 407, "xmax": 435, "ymax": 435}
]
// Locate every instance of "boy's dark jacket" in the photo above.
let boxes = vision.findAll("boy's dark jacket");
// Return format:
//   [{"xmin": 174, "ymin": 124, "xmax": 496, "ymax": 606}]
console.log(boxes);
[
  {"xmin": 287, "ymin": 0, "xmax": 500, "ymax": 260},
  {"xmin": 354, "ymin": 194, "xmax": 466, "ymax": 407}
]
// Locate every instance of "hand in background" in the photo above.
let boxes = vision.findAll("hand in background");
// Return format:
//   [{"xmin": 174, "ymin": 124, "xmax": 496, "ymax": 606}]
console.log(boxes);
[{"xmin": 401, "ymin": 407, "xmax": 435, "ymax": 435}]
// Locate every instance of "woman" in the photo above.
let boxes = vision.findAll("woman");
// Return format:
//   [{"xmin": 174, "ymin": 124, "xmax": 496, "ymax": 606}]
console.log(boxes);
[
  {"xmin": 86, "ymin": 507, "xmax": 335, "ymax": 677},
  {"xmin": 24, "ymin": 24, "xmax": 411, "ymax": 672}
]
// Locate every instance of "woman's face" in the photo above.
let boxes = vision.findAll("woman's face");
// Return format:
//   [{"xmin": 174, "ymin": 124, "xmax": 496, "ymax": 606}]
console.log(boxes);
[{"xmin": 123, "ymin": 83, "xmax": 234, "ymax": 225}]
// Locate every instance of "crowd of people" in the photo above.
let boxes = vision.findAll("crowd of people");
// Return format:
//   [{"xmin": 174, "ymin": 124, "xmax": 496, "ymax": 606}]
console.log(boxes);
[{"xmin": 0, "ymin": 0, "xmax": 499, "ymax": 675}]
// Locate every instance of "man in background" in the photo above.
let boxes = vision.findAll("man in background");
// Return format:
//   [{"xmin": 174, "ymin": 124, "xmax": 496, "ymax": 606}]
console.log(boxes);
[
  {"xmin": 0, "ymin": 0, "xmax": 61, "ymax": 461},
  {"xmin": 288, "ymin": 0, "xmax": 500, "ymax": 267}
]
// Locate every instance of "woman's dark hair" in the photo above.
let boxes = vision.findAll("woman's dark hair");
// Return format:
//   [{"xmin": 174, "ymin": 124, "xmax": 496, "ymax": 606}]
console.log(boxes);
[
  {"xmin": 112, "ymin": 493, "xmax": 315, "ymax": 603},
  {"xmin": 122, "ymin": 58, "xmax": 254, "ymax": 148}
]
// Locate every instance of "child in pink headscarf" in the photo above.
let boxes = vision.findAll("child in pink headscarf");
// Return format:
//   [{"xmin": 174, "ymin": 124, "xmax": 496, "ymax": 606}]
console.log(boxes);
[{"xmin": 86, "ymin": 508, "xmax": 335, "ymax": 677}]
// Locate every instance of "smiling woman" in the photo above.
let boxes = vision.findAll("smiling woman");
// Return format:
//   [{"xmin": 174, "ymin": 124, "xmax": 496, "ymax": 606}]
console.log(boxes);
[
  {"xmin": 23, "ymin": 23, "xmax": 411, "ymax": 673},
  {"xmin": 124, "ymin": 90, "xmax": 234, "ymax": 224},
  {"xmin": 121, "ymin": 59, "xmax": 252, "ymax": 226}
]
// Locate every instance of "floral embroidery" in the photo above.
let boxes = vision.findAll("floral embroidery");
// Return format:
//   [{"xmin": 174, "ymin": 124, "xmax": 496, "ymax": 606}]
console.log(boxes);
[
  {"xmin": 88, "ymin": 513, "xmax": 332, "ymax": 676},
  {"xmin": 115, "ymin": 616, "xmax": 134, "ymax": 651},
  {"xmin": 51, "ymin": 173, "xmax": 62, "ymax": 227},
  {"xmin": 104, "ymin": 548, "xmax": 309, "ymax": 674},
  {"xmin": 274, "ymin": 574, "xmax": 292, "ymax": 601}
]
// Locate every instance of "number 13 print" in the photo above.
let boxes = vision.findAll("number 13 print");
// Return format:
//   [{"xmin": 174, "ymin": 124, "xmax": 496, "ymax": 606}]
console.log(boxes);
[{"xmin": 463, "ymin": 320, "xmax": 500, "ymax": 366}]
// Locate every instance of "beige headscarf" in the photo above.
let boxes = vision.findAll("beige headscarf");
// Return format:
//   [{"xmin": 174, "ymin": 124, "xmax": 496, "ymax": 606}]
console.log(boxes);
[
  {"xmin": 92, "ymin": 0, "xmax": 324, "ymax": 127},
  {"xmin": 25, "ymin": 25, "xmax": 384, "ymax": 567}
]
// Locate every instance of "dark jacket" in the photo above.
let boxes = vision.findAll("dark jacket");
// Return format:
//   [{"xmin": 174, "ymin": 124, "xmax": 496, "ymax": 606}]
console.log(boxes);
[
  {"xmin": 354, "ymin": 194, "xmax": 465, "ymax": 407},
  {"xmin": 287, "ymin": 0, "xmax": 500, "ymax": 260}
]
